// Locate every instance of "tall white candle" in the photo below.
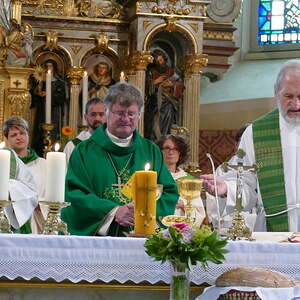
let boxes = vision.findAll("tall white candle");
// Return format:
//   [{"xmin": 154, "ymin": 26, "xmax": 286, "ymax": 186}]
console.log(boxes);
[
  {"xmin": 0, "ymin": 149, "xmax": 11, "ymax": 200},
  {"xmin": 120, "ymin": 71, "xmax": 125, "ymax": 83},
  {"xmin": 46, "ymin": 69, "xmax": 52, "ymax": 124},
  {"xmin": 82, "ymin": 71, "xmax": 88, "ymax": 126},
  {"xmin": 45, "ymin": 150, "xmax": 66, "ymax": 203}
]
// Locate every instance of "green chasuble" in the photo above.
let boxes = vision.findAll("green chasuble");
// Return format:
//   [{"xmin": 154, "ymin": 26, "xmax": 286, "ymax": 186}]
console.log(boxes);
[
  {"xmin": 252, "ymin": 108, "xmax": 288, "ymax": 231},
  {"xmin": 62, "ymin": 123, "xmax": 179, "ymax": 236}
]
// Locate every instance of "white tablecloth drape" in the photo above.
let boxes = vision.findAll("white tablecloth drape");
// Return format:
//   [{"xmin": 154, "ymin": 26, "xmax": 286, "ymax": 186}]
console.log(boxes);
[{"xmin": 0, "ymin": 234, "xmax": 300, "ymax": 284}]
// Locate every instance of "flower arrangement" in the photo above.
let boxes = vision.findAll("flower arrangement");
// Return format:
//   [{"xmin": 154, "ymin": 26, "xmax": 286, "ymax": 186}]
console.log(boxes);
[
  {"xmin": 145, "ymin": 223, "xmax": 228, "ymax": 270},
  {"xmin": 145, "ymin": 224, "xmax": 228, "ymax": 300},
  {"xmin": 60, "ymin": 125, "xmax": 74, "ymax": 147}
]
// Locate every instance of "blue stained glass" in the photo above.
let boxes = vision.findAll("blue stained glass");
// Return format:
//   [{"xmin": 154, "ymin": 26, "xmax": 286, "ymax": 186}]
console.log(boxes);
[{"xmin": 258, "ymin": 0, "xmax": 300, "ymax": 45}]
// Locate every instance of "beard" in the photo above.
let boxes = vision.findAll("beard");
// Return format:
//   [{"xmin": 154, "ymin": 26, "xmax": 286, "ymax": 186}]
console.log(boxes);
[
  {"xmin": 156, "ymin": 63, "xmax": 168, "ymax": 74},
  {"xmin": 88, "ymin": 120, "xmax": 103, "ymax": 131},
  {"xmin": 278, "ymin": 100, "xmax": 300, "ymax": 126}
]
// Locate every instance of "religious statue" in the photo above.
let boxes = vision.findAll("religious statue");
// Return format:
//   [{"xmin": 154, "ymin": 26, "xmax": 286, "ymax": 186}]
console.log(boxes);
[
  {"xmin": 22, "ymin": 23, "xmax": 34, "ymax": 66},
  {"xmin": 6, "ymin": 19, "xmax": 26, "ymax": 66},
  {"xmin": 88, "ymin": 61, "xmax": 115, "ymax": 100},
  {"xmin": 144, "ymin": 49, "xmax": 184, "ymax": 141},
  {"xmin": 31, "ymin": 59, "xmax": 69, "ymax": 155}
]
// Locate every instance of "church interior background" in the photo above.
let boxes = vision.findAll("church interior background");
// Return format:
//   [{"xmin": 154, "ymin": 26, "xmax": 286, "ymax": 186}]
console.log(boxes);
[{"xmin": 0, "ymin": 0, "xmax": 293, "ymax": 173}]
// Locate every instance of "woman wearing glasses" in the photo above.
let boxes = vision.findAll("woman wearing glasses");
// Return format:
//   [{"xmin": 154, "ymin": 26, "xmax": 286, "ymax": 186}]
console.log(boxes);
[{"xmin": 156, "ymin": 135, "xmax": 206, "ymax": 227}]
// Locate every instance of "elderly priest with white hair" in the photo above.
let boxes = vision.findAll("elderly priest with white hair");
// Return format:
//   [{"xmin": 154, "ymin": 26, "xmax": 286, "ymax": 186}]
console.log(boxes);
[{"xmin": 202, "ymin": 59, "xmax": 300, "ymax": 232}]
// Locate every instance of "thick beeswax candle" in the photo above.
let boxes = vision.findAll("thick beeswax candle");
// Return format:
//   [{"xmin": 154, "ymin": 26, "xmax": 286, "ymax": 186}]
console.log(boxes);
[{"xmin": 134, "ymin": 170, "xmax": 157, "ymax": 235}]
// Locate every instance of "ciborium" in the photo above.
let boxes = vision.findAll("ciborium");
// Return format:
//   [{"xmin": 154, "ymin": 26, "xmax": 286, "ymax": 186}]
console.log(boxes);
[{"xmin": 41, "ymin": 201, "xmax": 70, "ymax": 235}]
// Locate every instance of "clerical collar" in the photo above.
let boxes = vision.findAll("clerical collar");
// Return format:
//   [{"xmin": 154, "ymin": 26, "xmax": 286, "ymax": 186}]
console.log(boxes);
[{"xmin": 106, "ymin": 129, "xmax": 133, "ymax": 147}]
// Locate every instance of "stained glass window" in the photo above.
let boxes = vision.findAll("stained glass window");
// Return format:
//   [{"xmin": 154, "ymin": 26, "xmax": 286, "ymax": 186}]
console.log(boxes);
[{"xmin": 258, "ymin": 0, "xmax": 300, "ymax": 45}]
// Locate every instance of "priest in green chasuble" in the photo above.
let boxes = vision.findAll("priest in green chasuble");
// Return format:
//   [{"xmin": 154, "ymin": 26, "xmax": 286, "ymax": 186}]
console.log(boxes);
[{"xmin": 62, "ymin": 82, "xmax": 178, "ymax": 236}]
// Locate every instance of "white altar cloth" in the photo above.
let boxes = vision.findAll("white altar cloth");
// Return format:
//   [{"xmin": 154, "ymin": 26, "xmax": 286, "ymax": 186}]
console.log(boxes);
[{"xmin": 0, "ymin": 234, "xmax": 300, "ymax": 285}]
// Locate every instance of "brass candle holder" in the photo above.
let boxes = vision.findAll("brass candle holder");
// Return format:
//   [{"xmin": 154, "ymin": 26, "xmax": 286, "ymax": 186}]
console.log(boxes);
[
  {"xmin": 0, "ymin": 200, "xmax": 12, "ymax": 233},
  {"xmin": 40, "ymin": 201, "xmax": 70, "ymax": 235},
  {"xmin": 42, "ymin": 123, "xmax": 55, "ymax": 156}
]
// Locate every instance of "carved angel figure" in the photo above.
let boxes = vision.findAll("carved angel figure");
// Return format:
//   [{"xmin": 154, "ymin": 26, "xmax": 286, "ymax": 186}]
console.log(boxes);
[{"xmin": 22, "ymin": 23, "xmax": 34, "ymax": 66}]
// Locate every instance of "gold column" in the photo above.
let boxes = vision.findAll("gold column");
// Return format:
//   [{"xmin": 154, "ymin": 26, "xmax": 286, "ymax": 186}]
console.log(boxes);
[
  {"xmin": 67, "ymin": 66, "xmax": 84, "ymax": 137},
  {"xmin": 182, "ymin": 54, "xmax": 208, "ymax": 165},
  {"xmin": 12, "ymin": 0, "xmax": 22, "ymax": 24},
  {"xmin": 0, "ymin": 67, "xmax": 34, "ymax": 141},
  {"xmin": 125, "ymin": 51, "xmax": 153, "ymax": 135}
]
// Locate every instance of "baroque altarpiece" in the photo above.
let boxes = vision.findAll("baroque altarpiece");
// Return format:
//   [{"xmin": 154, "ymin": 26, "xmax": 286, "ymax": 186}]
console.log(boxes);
[{"xmin": 0, "ymin": 0, "xmax": 242, "ymax": 165}]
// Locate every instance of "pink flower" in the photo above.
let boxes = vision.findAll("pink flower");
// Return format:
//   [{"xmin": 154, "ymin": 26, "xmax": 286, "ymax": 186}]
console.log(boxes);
[{"xmin": 173, "ymin": 223, "xmax": 191, "ymax": 232}]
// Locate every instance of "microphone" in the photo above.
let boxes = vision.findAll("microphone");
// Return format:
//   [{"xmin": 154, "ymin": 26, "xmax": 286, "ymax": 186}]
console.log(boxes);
[{"xmin": 206, "ymin": 153, "xmax": 221, "ymax": 233}]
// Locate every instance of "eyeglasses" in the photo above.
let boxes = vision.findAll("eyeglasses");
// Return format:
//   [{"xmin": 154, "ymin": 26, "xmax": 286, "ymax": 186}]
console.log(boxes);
[
  {"xmin": 110, "ymin": 111, "xmax": 140, "ymax": 119},
  {"xmin": 162, "ymin": 147, "xmax": 179, "ymax": 153}
]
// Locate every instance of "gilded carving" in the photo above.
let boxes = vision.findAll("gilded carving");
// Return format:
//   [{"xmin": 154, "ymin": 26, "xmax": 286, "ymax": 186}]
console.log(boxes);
[
  {"xmin": 203, "ymin": 31, "xmax": 234, "ymax": 40},
  {"xmin": 90, "ymin": 33, "xmax": 109, "ymax": 54},
  {"xmin": 151, "ymin": 6, "xmax": 191, "ymax": 15},
  {"xmin": 165, "ymin": 17, "xmax": 177, "ymax": 33},
  {"xmin": 70, "ymin": 45, "xmax": 82, "ymax": 55},
  {"xmin": 183, "ymin": 54, "xmax": 208, "ymax": 77},
  {"xmin": 188, "ymin": 23, "xmax": 199, "ymax": 33},
  {"xmin": 62, "ymin": 0, "xmax": 78, "ymax": 17},
  {"xmin": 21, "ymin": 0, "xmax": 124, "ymax": 19},
  {"xmin": 199, "ymin": 4, "xmax": 208, "ymax": 16},
  {"xmin": 143, "ymin": 21, "xmax": 153, "ymax": 31},
  {"xmin": 0, "ymin": 81, "xmax": 4, "ymax": 140},
  {"xmin": 7, "ymin": 89, "xmax": 31, "ymax": 118},
  {"xmin": 125, "ymin": 51, "xmax": 153, "ymax": 74},
  {"xmin": 43, "ymin": 31, "xmax": 62, "ymax": 51},
  {"xmin": 67, "ymin": 66, "xmax": 84, "ymax": 85},
  {"xmin": 136, "ymin": 1, "xmax": 142, "ymax": 13}
]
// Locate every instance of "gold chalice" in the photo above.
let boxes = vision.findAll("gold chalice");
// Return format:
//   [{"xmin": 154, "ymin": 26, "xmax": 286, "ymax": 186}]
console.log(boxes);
[{"xmin": 161, "ymin": 178, "xmax": 203, "ymax": 226}]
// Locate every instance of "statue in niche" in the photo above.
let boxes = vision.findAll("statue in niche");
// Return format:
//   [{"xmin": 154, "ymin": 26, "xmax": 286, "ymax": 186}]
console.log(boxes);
[
  {"xmin": 31, "ymin": 59, "xmax": 69, "ymax": 155},
  {"xmin": 22, "ymin": 23, "xmax": 34, "ymax": 66},
  {"xmin": 6, "ymin": 19, "xmax": 26, "ymax": 66},
  {"xmin": 144, "ymin": 49, "xmax": 184, "ymax": 141},
  {"xmin": 88, "ymin": 61, "xmax": 115, "ymax": 100}
]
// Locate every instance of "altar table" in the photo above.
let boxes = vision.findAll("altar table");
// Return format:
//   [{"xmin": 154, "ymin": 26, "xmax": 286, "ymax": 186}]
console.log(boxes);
[{"xmin": 0, "ymin": 234, "xmax": 300, "ymax": 299}]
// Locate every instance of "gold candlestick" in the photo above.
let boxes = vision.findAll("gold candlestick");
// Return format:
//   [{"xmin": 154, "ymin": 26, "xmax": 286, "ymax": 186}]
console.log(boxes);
[
  {"xmin": 40, "ymin": 201, "xmax": 70, "ymax": 235},
  {"xmin": 42, "ymin": 123, "xmax": 55, "ymax": 157},
  {"xmin": 0, "ymin": 200, "xmax": 12, "ymax": 233}
]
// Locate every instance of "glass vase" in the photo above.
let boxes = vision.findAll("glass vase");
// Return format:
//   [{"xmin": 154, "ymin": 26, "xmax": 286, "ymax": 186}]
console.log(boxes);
[{"xmin": 169, "ymin": 260, "xmax": 190, "ymax": 300}]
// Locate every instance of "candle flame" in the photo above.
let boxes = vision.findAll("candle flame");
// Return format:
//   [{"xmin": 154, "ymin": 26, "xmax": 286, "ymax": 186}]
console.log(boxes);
[
  {"xmin": 84, "ymin": 71, "xmax": 88, "ymax": 77},
  {"xmin": 144, "ymin": 163, "xmax": 150, "ymax": 171},
  {"xmin": 120, "ymin": 71, "xmax": 125, "ymax": 82},
  {"xmin": 54, "ymin": 143, "xmax": 60, "ymax": 152},
  {"xmin": 0, "ymin": 142, "xmax": 5, "ymax": 149},
  {"xmin": 47, "ymin": 69, "xmax": 51, "ymax": 74}
]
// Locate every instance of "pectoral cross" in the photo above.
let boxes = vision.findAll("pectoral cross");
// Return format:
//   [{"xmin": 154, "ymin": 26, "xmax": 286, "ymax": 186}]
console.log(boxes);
[
  {"xmin": 221, "ymin": 149, "xmax": 257, "ymax": 240},
  {"xmin": 112, "ymin": 176, "xmax": 124, "ymax": 198}
]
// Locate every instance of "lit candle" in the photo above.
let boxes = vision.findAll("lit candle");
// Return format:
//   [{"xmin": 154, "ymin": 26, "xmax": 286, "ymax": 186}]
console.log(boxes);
[
  {"xmin": 46, "ymin": 69, "xmax": 52, "ymax": 124},
  {"xmin": 134, "ymin": 163, "xmax": 157, "ymax": 235},
  {"xmin": 45, "ymin": 143, "xmax": 66, "ymax": 203},
  {"xmin": 0, "ymin": 146, "xmax": 10, "ymax": 201},
  {"xmin": 82, "ymin": 71, "xmax": 88, "ymax": 126},
  {"xmin": 120, "ymin": 71, "xmax": 125, "ymax": 83}
]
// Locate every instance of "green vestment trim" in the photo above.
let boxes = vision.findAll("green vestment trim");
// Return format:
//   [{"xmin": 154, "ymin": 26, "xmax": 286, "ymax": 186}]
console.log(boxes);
[
  {"xmin": 252, "ymin": 108, "xmax": 288, "ymax": 232},
  {"xmin": 19, "ymin": 148, "xmax": 39, "ymax": 164},
  {"xmin": 62, "ymin": 123, "xmax": 179, "ymax": 236},
  {"xmin": 72, "ymin": 138, "xmax": 82, "ymax": 146},
  {"xmin": 4, "ymin": 148, "xmax": 32, "ymax": 234}
]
